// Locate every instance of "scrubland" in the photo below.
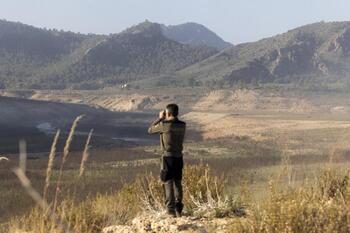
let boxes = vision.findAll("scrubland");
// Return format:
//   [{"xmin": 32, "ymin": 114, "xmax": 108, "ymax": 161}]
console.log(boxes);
[{"xmin": 1, "ymin": 112, "xmax": 350, "ymax": 232}]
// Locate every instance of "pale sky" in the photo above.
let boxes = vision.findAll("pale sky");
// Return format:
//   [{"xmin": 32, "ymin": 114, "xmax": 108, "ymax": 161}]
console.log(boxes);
[{"xmin": 1, "ymin": 0, "xmax": 350, "ymax": 44}]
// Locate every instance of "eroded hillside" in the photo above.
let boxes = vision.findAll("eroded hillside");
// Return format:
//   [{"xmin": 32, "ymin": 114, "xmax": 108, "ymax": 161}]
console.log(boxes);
[{"xmin": 16, "ymin": 89, "xmax": 350, "ymax": 115}]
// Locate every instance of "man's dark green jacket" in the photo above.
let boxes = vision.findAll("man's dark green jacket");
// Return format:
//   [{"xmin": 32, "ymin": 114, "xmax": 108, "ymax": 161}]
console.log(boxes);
[{"xmin": 148, "ymin": 117, "xmax": 186, "ymax": 157}]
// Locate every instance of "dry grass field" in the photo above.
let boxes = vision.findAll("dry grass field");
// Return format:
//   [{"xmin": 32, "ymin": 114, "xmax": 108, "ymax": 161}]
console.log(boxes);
[{"xmin": 2, "ymin": 92, "xmax": 350, "ymax": 232}]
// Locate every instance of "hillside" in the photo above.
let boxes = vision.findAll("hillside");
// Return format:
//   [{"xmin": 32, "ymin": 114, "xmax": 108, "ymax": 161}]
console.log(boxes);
[
  {"xmin": 161, "ymin": 22, "xmax": 232, "ymax": 50},
  {"xmin": 0, "ymin": 20, "xmax": 105, "ymax": 89},
  {"xmin": 3, "ymin": 20, "xmax": 350, "ymax": 90},
  {"xmin": 0, "ymin": 20, "xmax": 218, "ymax": 89},
  {"xmin": 54, "ymin": 21, "xmax": 217, "ymax": 89},
  {"xmin": 0, "ymin": 20, "xmax": 87, "ymax": 63},
  {"xmin": 176, "ymin": 21, "xmax": 350, "ymax": 89}
]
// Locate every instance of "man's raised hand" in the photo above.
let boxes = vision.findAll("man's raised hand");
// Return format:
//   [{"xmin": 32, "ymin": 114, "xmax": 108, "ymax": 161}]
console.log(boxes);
[{"xmin": 159, "ymin": 110, "xmax": 165, "ymax": 119}]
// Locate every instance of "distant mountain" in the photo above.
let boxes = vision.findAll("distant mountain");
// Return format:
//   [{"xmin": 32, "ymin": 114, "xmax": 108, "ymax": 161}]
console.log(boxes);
[
  {"xmin": 0, "ymin": 20, "xmax": 217, "ymax": 89},
  {"xmin": 0, "ymin": 20, "xmax": 104, "ymax": 89},
  {"xmin": 56, "ymin": 21, "xmax": 217, "ymax": 88},
  {"xmin": 0, "ymin": 20, "xmax": 86, "ymax": 62},
  {"xmin": 3, "ymin": 19, "xmax": 350, "ymax": 91},
  {"xmin": 177, "ymin": 21, "xmax": 350, "ymax": 88},
  {"xmin": 161, "ymin": 22, "xmax": 232, "ymax": 50}
]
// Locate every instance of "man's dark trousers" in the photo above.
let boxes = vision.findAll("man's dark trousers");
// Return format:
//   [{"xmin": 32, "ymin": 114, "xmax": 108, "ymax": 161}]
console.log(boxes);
[{"xmin": 162, "ymin": 156, "xmax": 184, "ymax": 215}]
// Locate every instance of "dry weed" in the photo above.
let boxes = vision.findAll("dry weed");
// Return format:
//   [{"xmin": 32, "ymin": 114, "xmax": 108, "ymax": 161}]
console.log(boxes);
[{"xmin": 53, "ymin": 115, "xmax": 84, "ymax": 211}]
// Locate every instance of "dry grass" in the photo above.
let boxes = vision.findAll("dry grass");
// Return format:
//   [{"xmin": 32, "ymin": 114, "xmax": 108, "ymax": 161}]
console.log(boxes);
[
  {"xmin": 0, "ymin": 147, "xmax": 159, "ymax": 225},
  {"xmin": 79, "ymin": 129, "xmax": 93, "ymax": 178},
  {"xmin": 0, "ymin": 156, "xmax": 9, "ymax": 162},
  {"xmin": 8, "ymin": 162, "xmax": 240, "ymax": 233},
  {"xmin": 53, "ymin": 115, "xmax": 84, "ymax": 211},
  {"xmin": 8, "ymin": 152, "xmax": 350, "ymax": 233},
  {"xmin": 43, "ymin": 130, "xmax": 60, "ymax": 202},
  {"xmin": 6, "ymin": 115, "xmax": 154, "ymax": 233},
  {"xmin": 133, "ymin": 163, "xmax": 243, "ymax": 218},
  {"xmin": 5, "ymin": 112, "xmax": 350, "ymax": 232},
  {"xmin": 229, "ymin": 168, "xmax": 350, "ymax": 233},
  {"xmin": 19, "ymin": 140, "xmax": 27, "ymax": 174},
  {"xmin": 9, "ymin": 115, "xmax": 89, "ymax": 233},
  {"xmin": 184, "ymin": 111, "xmax": 350, "ymax": 142}
]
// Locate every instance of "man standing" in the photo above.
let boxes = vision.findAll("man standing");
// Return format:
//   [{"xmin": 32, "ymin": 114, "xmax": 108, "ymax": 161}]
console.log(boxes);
[{"xmin": 148, "ymin": 104, "xmax": 186, "ymax": 217}]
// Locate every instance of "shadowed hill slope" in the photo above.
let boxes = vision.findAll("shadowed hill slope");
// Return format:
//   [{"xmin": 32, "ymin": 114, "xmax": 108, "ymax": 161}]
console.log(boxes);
[
  {"xmin": 0, "ymin": 20, "xmax": 218, "ymax": 89},
  {"xmin": 57, "ymin": 22, "xmax": 217, "ymax": 87}
]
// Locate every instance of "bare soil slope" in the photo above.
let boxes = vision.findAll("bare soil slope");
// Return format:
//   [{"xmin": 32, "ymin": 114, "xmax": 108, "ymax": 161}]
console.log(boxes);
[{"xmin": 20, "ymin": 89, "xmax": 350, "ymax": 115}]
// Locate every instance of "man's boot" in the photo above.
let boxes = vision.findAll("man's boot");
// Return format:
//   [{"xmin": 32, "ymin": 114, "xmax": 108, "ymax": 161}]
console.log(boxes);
[{"xmin": 175, "ymin": 202, "xmax": 183, "ymax": 217}]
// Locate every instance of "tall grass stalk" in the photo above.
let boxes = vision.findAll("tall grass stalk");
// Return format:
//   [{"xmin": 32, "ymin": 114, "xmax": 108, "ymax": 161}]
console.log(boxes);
[
  {"xmin": 43, "ymin": 130, "xmax": 61, "ymax": 203},
  {"xmin": 13, "ymin": 168, "xmax": 72, "ymax": 233},
  {"xmin": 53, "ymin": 115, "xmax": 84, "ymax": 212},
  {"xmin": 79, "ymin": 129, "xmax": 93, "ymax": 178},
  {"xmin": 19, "ymin": 140, "xmax": 27, "ymax": 174},
  {"xmin": 14, "ymin": 168, "xmax": 47, "ymax": 211},
  {"xmin": 0, "ymin": 156, "xmax": 9, "ymax": 162},
  {"xmin": 13, "ymin": 145, "xmax": 71, "ymax": 233},
  {"xmin": 11, "ymin": 117, "xmax": 99, "ymax": 233}
]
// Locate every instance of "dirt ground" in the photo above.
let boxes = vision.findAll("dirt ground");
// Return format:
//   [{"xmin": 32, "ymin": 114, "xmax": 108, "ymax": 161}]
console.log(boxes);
[
  {"xmin": 5, "ymin": 88, "xmax": 348, "ymax": 115},
  {"xmin": 2, "ymin": 88, "xmax": 350, "ymax": 227},
  {"xmin": 3, "ymin": 87, "xmax": 350, "ymax": 157}
]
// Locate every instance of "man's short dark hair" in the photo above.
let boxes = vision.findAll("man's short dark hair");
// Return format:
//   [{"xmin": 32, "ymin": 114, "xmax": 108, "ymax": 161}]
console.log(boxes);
[{"xmin": 166, "ymin": 104, "xmax": 179, "ymax": 117}]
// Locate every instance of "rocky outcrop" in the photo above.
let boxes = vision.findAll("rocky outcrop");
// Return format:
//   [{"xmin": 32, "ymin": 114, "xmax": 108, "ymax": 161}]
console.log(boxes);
[
  {"xmin": 268, "ymin": 40, "xmax": 317, "ymax": 77},
  {"xmin": 182, "ymin": 21, "xmax": 350, "ymax": 85},
  {"xmin": 329, "ymin": 27, "xmax": 350, "ymax": 55},
  {"xmin": 103, "ymin": 212, "xmax": 235, "ymax": 233}
]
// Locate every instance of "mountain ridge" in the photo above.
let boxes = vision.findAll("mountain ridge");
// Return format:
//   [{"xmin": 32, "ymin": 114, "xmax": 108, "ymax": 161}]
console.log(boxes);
[
  {"xmin": 174, "ymin": 21, "xmax": 350, "ymax": 89},
  {"xmin": 2, "ymin": 19, "xmax": 350, "ymax": 90},
  {"xmin": 0, "ymin": 19, "xmax": 221, "ymax": 89},
  {"xmin": 161, "ymin": 22, "xmax": 232, "ymax": 50}
]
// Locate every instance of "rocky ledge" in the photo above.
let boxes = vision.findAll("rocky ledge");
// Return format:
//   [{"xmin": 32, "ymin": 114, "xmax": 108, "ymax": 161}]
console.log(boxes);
[{"xmin": 103, "ymin": 212, "xmax": 236, "ymax": 233}]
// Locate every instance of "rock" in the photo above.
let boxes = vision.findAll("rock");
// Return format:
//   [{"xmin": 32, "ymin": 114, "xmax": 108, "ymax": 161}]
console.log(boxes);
[
  {"xmin": 103, "ymin": 212, "xmax": 208, "ymax": 233},
  {"xmin": 103, "ymin": 225, "xmax": 133, "ymax": 233},
  {"xmin": 103, "ymin": 212, "xmax": 238, "ymax": 233}
]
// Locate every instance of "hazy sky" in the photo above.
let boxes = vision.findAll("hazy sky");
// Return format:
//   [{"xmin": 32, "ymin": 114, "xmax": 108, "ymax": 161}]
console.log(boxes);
[{"xmin": 1, "ymin": 0, "xmax": 350, "ymax": 44}]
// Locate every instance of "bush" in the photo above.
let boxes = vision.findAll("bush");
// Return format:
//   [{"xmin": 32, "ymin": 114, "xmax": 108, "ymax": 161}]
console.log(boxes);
[
  {"xmin": 10, "ymin": 164, "xmax": 239, "ymax": 232},
  {"xmin": 230, "ymin": 168, "xmax": 350, "ymax": 233},
  {"xmin": 134, "ymin": 163, "xmax": 243, "ymax": 218}
]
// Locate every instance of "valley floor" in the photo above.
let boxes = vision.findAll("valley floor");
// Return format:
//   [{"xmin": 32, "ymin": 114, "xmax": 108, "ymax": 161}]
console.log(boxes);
[{"xmin": 2, "ymin": 89, "xmax": 350, "ymax": 232}]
